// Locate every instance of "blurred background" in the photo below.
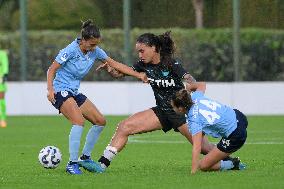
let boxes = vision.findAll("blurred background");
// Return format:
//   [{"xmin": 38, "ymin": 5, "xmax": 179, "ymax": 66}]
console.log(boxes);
[
  {"xmin": 0, "ymin": 0, "xmax": 283, "ymax": 82},
  {"xmin": 0, "ymin": 0, "xmax": 283, "ymax": 115}
]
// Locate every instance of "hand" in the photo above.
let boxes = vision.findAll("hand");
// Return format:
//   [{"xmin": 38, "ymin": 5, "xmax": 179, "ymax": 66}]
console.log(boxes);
[
  {"xmin": 106, "ymin": 64, "xmax": 116, "ymax": 73},
  {"xmin": 96, "ymin": 63, "xmax": 108, "ymax": 71},
  {"xmin": 138, "ymin": 72, "xmax": 148, "ymax": 83},
  {"xmin": 185, "ymin": 83, "xmax": 192, "ymax": 91},
  {"xmin": 47, "ymin": 88, "xmax": 56, "ymax": 104}
]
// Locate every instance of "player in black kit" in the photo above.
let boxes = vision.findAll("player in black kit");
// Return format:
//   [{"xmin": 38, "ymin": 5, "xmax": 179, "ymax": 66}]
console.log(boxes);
[{"xmin": 85, "ymin": 32, "xmax": 216, "ymax": 173}]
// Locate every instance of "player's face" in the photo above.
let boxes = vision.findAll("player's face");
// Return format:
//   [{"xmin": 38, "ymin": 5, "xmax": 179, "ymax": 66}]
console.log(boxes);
[
  {"xmin": 81, "ymin": 38, "xmax": 101, "ymax": 52},
  {"xmin": 135, "ymin": 42, "xmax": 157, "ymax": 63}
]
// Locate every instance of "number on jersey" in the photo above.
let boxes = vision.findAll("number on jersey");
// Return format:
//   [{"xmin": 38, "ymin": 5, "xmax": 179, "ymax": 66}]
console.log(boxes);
[
  {"xmin": 200, "ymin": 99, "xmax": 221, "ymax": 111},
  {"xmin": 199, "ymin": 99, "xmax": 221, "ymax": 124}
]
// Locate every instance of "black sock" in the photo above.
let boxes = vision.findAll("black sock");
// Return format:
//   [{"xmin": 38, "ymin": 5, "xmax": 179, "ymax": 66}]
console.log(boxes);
[
  {"xmin": 98, "ymin": 156, "xmax": 111, "ymax": 167},
  {"xmin": 69, "ymin": 161, "xmax": 78, "ymax": 165},
  {"xmin": 80, "ymin": 154, "xmax": 90, "ymax": 160}
]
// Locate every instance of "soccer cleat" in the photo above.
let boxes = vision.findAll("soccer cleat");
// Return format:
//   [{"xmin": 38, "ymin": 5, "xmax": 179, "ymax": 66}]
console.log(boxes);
[
  {"xmin": 66, "ymin": 162, "xmax": 82, "ymax": 175},
  {"xmin": 78, "ymin": 156, "xmax": 105, "ymax": 173},
  {"xmin": 230, "ymin": 157, "xmax": 246, "ymax": 170},
  {"xmin": 238, "ymin": 162, "xmax": 246, "ymax": 170}
]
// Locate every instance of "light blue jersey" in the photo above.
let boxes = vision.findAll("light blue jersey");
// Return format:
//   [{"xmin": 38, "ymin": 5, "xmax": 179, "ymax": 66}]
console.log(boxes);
[
  {"xmin": 187, "ymin": 91, "xmax": 237, "ymax": 138},
  {"xmin": 53, "ymin": 38, "xmax": 108, "ymax": 95}
]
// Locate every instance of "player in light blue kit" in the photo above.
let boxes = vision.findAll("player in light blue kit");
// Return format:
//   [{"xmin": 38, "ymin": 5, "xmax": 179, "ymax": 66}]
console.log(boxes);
[
  {"xmin": 171, "ymin": 82, "xmax": 247, "ymax": 174},
  {"xmin": 47, "ymin": 19, "xmax": 147, "ymax": 175}
]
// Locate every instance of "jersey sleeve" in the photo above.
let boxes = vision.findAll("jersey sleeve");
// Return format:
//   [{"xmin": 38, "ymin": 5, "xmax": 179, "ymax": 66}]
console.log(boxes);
[
  {"xmin": 55, "ymin": 47, "xmax": 74, "ymax": 65},
  {"xmin": 95, "ymin": 47, "xmax": 108, "ymax": 62},
  {"xmin": 191, "ymin": 91, "xmax": 204, "ymax": 101},
  {"xmin": 172, "ymin": 61, "xmax": 189, "ymax": 78},
  {"xmin": 131, "ymin": 60, "xmax": 144, "ymax": 72},
  {"xmin": 189, "ymin": 121, "xmax": 203, "ymax": 136}
]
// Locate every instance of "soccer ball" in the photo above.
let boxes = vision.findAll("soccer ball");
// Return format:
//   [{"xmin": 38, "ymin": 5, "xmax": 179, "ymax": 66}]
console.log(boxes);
[{"xmin": 38, "ymin": 146, "xmax": 62, "ymax": 169}]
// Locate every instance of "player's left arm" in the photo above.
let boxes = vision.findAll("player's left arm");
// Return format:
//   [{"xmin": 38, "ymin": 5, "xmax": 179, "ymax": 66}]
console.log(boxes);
[
  {"xmin": 172, "ymin": 61, "xmax": 196, "ymax": 84},
  {"xmin": 183, "ymin": 73, "xmax": 196, "ymax": 84},
  {"xmin": 191, "ymin": 131, "xmax": 202, "ymax": 174}
]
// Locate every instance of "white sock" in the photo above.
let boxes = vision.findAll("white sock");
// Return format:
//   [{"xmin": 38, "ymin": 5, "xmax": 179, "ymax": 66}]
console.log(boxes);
[{"xmin": 99, "ymin": 146, "xmax": 118, "ymax": 168}]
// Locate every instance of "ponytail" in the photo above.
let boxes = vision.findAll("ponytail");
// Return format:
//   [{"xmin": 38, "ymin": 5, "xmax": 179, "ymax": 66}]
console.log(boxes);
[
  {"xmin": 158, "ymin": 31, "xmax": 175, "ymax": 70},
  {"xmin": 81, "ymin": 19, "xmax": 101, "ymax": 40},
  {"xmin": 158, "ymin": 31, "xmax": 175, "ymax": 57}
]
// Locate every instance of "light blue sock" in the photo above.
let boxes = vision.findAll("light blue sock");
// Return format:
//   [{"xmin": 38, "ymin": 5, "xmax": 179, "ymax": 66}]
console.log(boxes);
[
  {"xmin": 220, "ymin": 160, "xmax": 234, "ymax": 171},
  {"xmin": 82, "ymin": 125, "xmax": 104, "ymax": 157},
  {"xmin": 69, "ymin": 125, "xmax": 83, "ymax": 162}
]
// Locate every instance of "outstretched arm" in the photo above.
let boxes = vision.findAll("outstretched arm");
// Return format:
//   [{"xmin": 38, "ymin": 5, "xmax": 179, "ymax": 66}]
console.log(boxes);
[
  {"xmin": 97, "ymin": 63, "xmax": 125, "ymax": 78},
  {"xmin": 106, "ymin": 64, "xmax": 125, "ymax": 78},
  {"xmin": 99, "ymin": 58, "xmax": 148, "ymax": 82}
]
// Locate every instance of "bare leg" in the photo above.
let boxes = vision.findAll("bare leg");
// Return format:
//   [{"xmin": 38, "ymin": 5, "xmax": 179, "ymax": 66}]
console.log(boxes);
[
  {"xmin": 80, "ymin": 98, "xmax": 106, "ymax": 126},
  {"xmin": 60, "ymin": 98, "xmax": 85, "ymax": 126},
  {"xmin": 97, "ymin": 109, "xmax": 163, "ymax": 170},
  {"xmin": 199, "ymin": 147, "xmax": 230, "ymax": 171},
  {"xmin": 110, "ymin": 109, "xmax": 162, "ymax": 152}
]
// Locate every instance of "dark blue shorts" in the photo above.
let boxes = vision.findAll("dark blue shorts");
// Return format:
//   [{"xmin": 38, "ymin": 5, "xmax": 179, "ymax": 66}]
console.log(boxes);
[
  {"xmin": 217, "ymin": 109, "xmax": 248, "ymax": 153},
  {"xmin": 52, "ymin": 91, "xmax": 87, "ymax": 112}
]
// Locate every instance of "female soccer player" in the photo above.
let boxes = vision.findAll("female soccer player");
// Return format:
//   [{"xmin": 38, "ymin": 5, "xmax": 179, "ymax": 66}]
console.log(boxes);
[
  {"xmin": 47, "ymin": 19, "xmax": 147, "ymax": 175},
  {"xmin": 0, "ymin": 50, "xmax": 8, "ymax": 128},
  {"xmin": 92, "ymin": 32, "xmax": 216, "ymax": 173},
  {"xmin": 171, "ymin": 82, "xmax": 247, "ymax": 174}
]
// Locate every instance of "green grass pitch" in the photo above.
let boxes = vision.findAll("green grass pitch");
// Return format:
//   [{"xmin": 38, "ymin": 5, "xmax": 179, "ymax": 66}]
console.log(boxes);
[{"xmin": 0, "ymin": 115, "xmax": 284, "ymax": 189}]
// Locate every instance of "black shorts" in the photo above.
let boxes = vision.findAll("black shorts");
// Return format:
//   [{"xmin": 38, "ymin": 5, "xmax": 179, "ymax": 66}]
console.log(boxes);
[
  {"xmin": 151, "ymin": 106, "xmax": 187, "ymax": 133},
  {"xmin": 217, "ymin": 109, "xmax": 248, "ymax": 153},
  {"xmin": 52, "ymin": 91, "xmax": 87, "ymax": 112}
]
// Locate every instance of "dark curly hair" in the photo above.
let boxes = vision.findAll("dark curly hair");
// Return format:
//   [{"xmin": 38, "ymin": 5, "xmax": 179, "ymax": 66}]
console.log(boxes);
[{"xmin": 136, "ymin": 31, "xmax": 176, "ymax": 69}]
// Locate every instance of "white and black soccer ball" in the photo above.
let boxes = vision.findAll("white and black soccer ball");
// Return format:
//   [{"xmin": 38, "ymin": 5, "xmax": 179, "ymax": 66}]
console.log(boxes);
[{"xmin": 38, "ymin": 146, "xmax": 62, "ymax": 169}]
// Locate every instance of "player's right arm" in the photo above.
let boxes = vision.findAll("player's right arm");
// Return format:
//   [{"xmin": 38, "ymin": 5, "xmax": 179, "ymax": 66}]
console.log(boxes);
[
  {"xmin": 96, "ymin": 62, "xmax": 126, "ymax": 78},
  {"xmin": 191, "ymin": 131, "xmax": 202, "ymax": 174},
  {"xmin": 104, "ymin": 58, "xmax": 148, "ymax": 82},
  {"xmin": 105, "ymin": 64, "xmax": 125, "ymax": 78},
  {"xmin": 47, "ymin": 61, "xmax": 61, "ymax": 104}
]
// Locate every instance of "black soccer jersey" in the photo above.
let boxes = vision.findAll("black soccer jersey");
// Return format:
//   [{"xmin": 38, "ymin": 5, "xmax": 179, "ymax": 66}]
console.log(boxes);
[{"xmin": 132, "ymin": 60, "xmax": 189, "ymax": 111}]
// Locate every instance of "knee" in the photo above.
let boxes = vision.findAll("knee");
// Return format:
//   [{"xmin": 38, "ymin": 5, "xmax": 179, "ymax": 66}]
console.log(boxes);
[
  {"xmin": 116, "ymin": 121, "xmax": 132, "ymax": 135},
  {"xmin": 73, "ymin": 118, "xmax": 85, "ymax": 126}
]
